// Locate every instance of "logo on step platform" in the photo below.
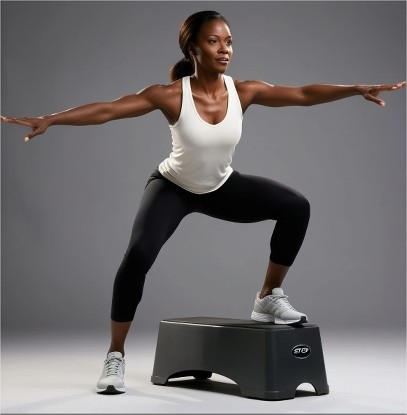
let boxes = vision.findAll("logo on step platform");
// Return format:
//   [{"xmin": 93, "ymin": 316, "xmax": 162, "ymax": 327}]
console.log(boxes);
[{"xmin": 292, "ymin": 344, "xmax": 311, "ymax": 359}]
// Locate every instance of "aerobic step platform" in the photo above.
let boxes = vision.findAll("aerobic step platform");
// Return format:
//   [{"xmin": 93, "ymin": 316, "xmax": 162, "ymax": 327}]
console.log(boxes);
[{"xmin": 151, "ymin": 317, "xmax": 329, "ymax": 400}]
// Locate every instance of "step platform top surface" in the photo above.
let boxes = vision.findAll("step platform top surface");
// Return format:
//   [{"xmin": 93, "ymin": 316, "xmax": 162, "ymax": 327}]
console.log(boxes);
[{"xmin": 161, "ymin": 316, "xmax": 318, "ymax": 331}]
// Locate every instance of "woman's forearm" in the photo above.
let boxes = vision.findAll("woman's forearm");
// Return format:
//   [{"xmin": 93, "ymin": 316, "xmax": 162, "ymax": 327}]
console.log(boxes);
[
  {"xmin": 302, "ymin": 84, "xmax": 361, "ymax": 106},
  {"xmin": 44, "ymin": 101, "xmax": 112, "ymax": 126}
]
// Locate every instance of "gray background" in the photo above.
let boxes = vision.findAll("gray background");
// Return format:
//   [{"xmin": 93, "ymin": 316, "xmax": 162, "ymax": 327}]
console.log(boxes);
[{"xmin": 2, "ymin": 1, "xmax": 405, "ymax": 335}]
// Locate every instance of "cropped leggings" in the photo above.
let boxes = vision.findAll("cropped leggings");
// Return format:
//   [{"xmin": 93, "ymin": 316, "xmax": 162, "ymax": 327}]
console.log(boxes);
[{"xmin": 111, "ymin": 168, "xmax": 310, "ymax": 322}]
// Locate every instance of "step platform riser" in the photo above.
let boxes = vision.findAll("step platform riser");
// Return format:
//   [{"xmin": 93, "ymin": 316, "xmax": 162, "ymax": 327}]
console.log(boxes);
[{"xmin": 151, "ymin": 317, "xmax": 329, "ymax": 400}]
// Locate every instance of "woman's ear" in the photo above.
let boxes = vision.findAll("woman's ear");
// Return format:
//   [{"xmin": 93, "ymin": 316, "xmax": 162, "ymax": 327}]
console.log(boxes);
[{"xmin": 188, "ymin": 44, "xmax": 196, "ymax": 57}]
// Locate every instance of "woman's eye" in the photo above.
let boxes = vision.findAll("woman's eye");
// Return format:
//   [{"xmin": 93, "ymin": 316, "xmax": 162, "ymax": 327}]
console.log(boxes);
[{"xmin": 207, "ymin": 39, "xmax": 232, "ymax": 46}]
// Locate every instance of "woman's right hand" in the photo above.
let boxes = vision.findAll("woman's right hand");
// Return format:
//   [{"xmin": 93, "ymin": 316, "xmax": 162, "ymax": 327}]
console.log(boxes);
[{"xmin": 1, "ymin": 115, "xmax": 50, "ymax": 142}]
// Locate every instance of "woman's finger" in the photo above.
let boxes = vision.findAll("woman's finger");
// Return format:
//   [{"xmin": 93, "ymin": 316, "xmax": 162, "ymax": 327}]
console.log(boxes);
[
  {"xmin": 24, "ymin": 132, "xmax": 35, "ymax": 142},
  {"xmin": 0, "ymin": 115, "xmax": 17, "ymax": 124},
  {"xmin": 391, "ymin": 81, "xmax": 406, "ymax": 90},
  {"xmin": 24, "ymin": 130, "xmax": 37, "ymax": 142},
  {"xmin": 364, "ymin": 93, "xmax": 385, "ymax": 106},
  {"xmin": 378, "ymin": 82, "xmax": 405, "ymax": 91},
  {"xmin": 24, "ymin": 125, "xmax": 47, "ymax": 142},
  {"xmin": 1, "ymin": 116, "xmax": 35, "ymax": 127},
  {"xmin": 363, "ymin": 82, "xmax": 404, "ymax": 95}
]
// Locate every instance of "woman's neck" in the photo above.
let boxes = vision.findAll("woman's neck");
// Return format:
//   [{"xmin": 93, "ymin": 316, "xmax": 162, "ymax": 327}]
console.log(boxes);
[{"xmin": 190, "ymin": 71, "xmax": 226, "ymax": 96}]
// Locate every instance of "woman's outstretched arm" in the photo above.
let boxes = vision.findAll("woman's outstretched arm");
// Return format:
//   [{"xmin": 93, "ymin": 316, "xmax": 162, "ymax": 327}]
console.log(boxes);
[
  {"xmin": 237, "ymin": 80, "xmax": 406, "ymax": 110},
  {"xmin": 1, "ymin": 84, "xmax": 167, "ymax": 142}
]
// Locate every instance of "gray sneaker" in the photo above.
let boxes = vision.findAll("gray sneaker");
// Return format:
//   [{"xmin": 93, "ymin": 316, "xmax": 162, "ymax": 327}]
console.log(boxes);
[
  {"xmin": 96, "ymin": 351, "xmax": 125, "ymax": 394},
  {"xmin": 251, "ymin": 288, "xmax": 308, "ymax": 325}
]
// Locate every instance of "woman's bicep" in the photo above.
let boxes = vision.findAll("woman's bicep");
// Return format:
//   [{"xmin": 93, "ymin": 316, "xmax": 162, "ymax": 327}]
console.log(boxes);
[
  {"xmin": 241, "ymin": 81, "xmax": 306, "ymax": 108},
  {"xmin": 107, "ymin": 85, "xmax": 161, "ymax": 121}
]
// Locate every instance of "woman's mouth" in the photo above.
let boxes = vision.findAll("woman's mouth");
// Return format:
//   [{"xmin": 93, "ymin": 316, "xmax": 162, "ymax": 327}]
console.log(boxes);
[{"xmin": 216, "ymin": 58, "xmax": 229, "ymax": 65}]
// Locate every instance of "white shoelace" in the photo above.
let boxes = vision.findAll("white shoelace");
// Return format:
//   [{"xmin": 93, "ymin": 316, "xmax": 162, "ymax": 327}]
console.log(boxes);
[
  {"xmin": 269, "ymin": 295, "xmax": 296, "ymax": 311},
  {"xmin": 105, "ymin": 357, "xmax": 123, "ymax": 376}
]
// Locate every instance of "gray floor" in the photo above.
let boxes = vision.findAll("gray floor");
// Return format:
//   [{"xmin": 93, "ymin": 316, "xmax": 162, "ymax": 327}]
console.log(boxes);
[{"xmin": 1, "ymin": 327, "xmax": 405, "ymax": 414}]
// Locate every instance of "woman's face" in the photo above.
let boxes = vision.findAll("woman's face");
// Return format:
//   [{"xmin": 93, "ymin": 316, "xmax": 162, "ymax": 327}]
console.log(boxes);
[{"xmin": 191, "ymin": 19, "xmax": 233, "ymax": 74}]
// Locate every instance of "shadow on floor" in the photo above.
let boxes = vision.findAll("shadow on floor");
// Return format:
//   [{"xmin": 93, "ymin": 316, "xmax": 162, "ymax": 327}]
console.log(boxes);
[
  {"xmin": 164, "ymin": 378, "xmax": 318, "ymax": 400},
  {"xmin": 165, "ymin": 378, "xmax": 242, "ymax": 398}
]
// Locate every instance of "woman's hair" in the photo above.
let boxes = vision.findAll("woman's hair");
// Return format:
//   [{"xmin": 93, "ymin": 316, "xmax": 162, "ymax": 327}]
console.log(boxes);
[{"xmin": 170, "ymin": 10, "xmax": 229, "ymax": 81}]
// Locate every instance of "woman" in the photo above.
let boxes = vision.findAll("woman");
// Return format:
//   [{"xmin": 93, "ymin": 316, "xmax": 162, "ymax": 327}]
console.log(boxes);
[{"xmin": 2, "ymin": 10, "xmax": 404, "ymax": 395}]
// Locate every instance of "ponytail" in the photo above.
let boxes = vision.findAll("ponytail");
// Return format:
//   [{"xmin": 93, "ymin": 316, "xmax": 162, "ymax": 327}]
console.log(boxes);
[{"xmin": 170, "ymin": 58, "xmax": 194, "ymax": 82}]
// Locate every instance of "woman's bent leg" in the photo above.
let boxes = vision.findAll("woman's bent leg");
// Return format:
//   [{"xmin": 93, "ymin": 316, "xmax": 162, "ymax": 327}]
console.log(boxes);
[
  {"xmin": 196, "ymin": 171, "xmax": 311, "ymax": 267},
  {"xmin": 193, "ymin": 171, "xmax": 310, "ymax": 324}
]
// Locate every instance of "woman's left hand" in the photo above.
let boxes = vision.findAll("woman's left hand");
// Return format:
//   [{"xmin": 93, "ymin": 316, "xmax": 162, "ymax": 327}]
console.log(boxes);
[{"xmin": 357, "ymin": 81, "xmax": 406, "ymax": 106}]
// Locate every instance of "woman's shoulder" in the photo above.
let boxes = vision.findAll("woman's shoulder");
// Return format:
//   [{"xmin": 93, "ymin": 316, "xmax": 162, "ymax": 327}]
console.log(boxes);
[
  {"xmin": 136, "ymin": 79, "xmax": 182, "ymax": 109},
  {"xmin": 142, "ymin": 79, "xmax": 182, "ymax": 98},
  {"xmin": 137, "ymin": 80, "xmax": 183, "ymax": 123},
  {"xmin": 232, "ymin": 78, "xmax": 266, "ymax": 99},
  {"xmin": 231, "ymin": 78, "xmax": 275, "ymax": 111},
  {"xmin": 232, "ymin": 78, "xmax": 274, "ymax": 91}
]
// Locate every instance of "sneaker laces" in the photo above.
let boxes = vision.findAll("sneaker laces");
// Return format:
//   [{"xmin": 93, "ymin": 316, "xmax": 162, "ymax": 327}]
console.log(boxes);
[
  {"xmin": 270, "ymin": 294, "xmax": 296, "ymax": 311},
  {"xmin": 105, "ymin": 357, "xmax": 123, "ymax": 377}
]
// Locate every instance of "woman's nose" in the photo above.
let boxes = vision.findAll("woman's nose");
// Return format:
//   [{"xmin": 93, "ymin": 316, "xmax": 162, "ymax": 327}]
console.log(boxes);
[{"xmin": 219, "ymin": 44, "xmax": 229, "ymax": 54}]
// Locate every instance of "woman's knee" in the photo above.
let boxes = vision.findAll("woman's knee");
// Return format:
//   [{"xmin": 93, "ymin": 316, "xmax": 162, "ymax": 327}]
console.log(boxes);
[
  {"xmin": 298, "ymin": 193, "xmax": 311, "ymax": 218},
  {"xmin": 124, "ymin": 241, "xmax": 156, "ymax": 272},
  {"xmin": 286, "ymin": 191, "xmax": 311, "ymax": 222}
]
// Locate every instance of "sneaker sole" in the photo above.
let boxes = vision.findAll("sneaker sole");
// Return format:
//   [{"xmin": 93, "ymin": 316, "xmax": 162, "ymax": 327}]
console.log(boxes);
[
  {"xmin": 96, "ymin": 385, "xmax": 125, "ymax": 395},
  {"xmin": 251, "ymin": 311, "xmax": 308, "ymax": 325}
]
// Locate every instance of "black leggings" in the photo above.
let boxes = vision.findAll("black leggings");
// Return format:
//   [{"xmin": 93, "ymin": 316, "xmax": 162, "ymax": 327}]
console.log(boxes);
[{"xmin": 111, "ymin": 168, "xmax": 310, "ymax": 322}]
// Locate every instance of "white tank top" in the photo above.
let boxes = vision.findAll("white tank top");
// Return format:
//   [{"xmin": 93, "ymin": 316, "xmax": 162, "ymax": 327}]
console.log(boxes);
[{"xmin": 158, "ymin": 75, "xmax": 243, "ymax": 194}]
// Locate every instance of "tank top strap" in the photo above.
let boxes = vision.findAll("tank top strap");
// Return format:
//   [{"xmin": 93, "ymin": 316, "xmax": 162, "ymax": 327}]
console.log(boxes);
[
  {"xmin": 180, "ymin": 76, "xmax": 194, "ymax": 118},
  {"xmin": 223, "ymin": 75, "xmax": 243, "ymax": 118},
  {"xmin": 182, "ymin": 75, "xmax": 191, "ymax": 96}
]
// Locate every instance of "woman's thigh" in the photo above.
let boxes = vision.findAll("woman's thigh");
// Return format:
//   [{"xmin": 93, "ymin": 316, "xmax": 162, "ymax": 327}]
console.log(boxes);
[
  {"xmin": 125, "ymin": 176, "xmax": 193, "ymax": 258},
  {"xmin": 194, "ymin": 171, "xmax": 308, "ymax": 223}
]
